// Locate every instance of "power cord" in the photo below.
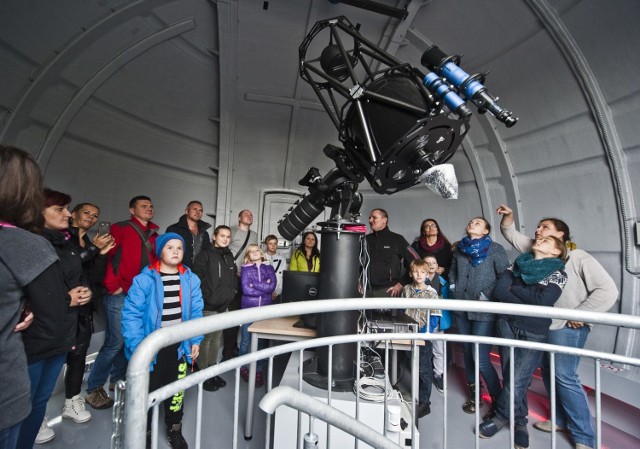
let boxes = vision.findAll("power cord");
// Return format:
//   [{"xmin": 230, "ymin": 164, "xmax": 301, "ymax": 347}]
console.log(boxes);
[{"xmin": 354, "ymin": 376, "xmax": 393, "ymax": 402}]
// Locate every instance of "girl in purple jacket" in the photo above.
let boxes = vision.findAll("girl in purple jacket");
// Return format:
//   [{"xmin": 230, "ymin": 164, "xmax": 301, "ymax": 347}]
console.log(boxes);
[{"xmin": 238, "ymin": 244, "xmax": 276, "ymax": 387}]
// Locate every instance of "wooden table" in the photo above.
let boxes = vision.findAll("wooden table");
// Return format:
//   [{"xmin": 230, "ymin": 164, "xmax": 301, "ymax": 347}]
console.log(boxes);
[{"xmin": 243, "ymin": 316, "xmax": 421, "ymax": 440}]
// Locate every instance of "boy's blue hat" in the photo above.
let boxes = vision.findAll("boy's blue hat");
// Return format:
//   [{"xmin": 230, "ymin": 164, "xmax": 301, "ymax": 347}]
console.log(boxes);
[{"xmin": 155, "ymin": 232, "xmax": 185, "ymax": 258}]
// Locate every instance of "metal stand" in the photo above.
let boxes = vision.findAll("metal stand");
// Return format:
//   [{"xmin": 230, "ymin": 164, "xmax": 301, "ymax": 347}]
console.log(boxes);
[{"xmin": 303, "ymin": 222, "xmax": 363, "ymax": 391}]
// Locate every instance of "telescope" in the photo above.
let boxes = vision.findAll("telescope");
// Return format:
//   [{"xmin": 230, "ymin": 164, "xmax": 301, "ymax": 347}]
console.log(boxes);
[{"xmin": 278, "ymin": 16, "xmax": 517, "ymax": 241}]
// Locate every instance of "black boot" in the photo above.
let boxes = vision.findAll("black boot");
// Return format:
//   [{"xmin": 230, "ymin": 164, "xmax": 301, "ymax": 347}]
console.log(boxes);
[
  {"xmin": 462, "ymin": 383, "xmax": 484, "ymax": 414},
  {"xmin": 482, "ymin": 395, "xmax": 498, "ymax": 421},
  {"xmin": 166, "ymin": 423, "xmax": 188, "ymax": 449}
]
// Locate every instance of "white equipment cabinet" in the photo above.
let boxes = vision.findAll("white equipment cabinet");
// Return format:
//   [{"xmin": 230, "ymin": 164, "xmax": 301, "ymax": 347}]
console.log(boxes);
[{"xmin": 273, "ymin": 352, "xmax": 419, "ymax": 449}]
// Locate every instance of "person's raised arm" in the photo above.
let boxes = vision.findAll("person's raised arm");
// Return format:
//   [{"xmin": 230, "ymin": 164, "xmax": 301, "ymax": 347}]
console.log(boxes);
[
  {"xmin": 496, "ymin": 204, "xmax": 514, "ymax": 228},
  {"xmin": 496, "ymin": 204, "xmax": 533, "ymax": 254}
]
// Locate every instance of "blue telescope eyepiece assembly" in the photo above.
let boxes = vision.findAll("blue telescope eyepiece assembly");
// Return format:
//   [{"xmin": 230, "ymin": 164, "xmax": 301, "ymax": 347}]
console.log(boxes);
[
  {"xmin": 421, "ymin": 45, "xmax": 517, "ymax": 128},
  {"xmin": 422, "ymin": 72, "xmax": 471, "ymax": 119}
]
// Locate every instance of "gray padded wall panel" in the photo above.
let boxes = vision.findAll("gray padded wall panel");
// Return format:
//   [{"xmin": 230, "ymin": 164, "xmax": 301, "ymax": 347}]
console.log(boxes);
[{"xmin": 1, "ymin": 0, "xmax": 638, "ymax": 366}]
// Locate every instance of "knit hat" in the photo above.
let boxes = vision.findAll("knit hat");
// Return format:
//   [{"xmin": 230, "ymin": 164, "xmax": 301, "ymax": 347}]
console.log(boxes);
[{"xmin": 155, "ymin": 232, "xmax": 185, "ymax": 258}]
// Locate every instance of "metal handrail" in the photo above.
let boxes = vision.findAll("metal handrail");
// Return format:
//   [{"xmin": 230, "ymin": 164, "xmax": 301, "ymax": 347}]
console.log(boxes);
[
  {"xmin": 123, "ymin": 298, "xmax": 640, "ymax": 449},
  {"xmin": 260, "ymin": 386, "xmax": 403, "ymax": 449}
]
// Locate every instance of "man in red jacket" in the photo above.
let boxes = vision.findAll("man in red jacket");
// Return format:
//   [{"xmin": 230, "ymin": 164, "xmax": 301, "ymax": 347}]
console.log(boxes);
[{"xmin": 85, "ymin": 195, "xmax": 159, "ymax": 409}]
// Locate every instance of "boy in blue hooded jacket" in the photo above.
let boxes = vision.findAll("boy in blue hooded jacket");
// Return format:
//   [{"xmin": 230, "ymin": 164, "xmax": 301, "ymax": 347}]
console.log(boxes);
[{"xmin": 122, "ymin": 232, "xmax": 204, "ymax": 449}]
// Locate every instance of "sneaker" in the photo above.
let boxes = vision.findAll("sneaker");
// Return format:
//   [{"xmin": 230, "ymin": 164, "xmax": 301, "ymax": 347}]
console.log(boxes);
[
  {"xmin": 482, "ymin": 407, "xmax": 496, "ymax": 422},
  {"xmin": 575, "ymin": 444, "xmax": 594, "ymax": 449},
  {"xmin": 35, "ymin": 416, "xmax": 55, "ymax": 444},
  {"xmin": 462, "ymin": 383, "xmax": 483, "ymax": 414},
  {"xmin": 462, "ymin": 397, "xmax": 483, "ymax": 414},
  {"xmin": 166, "ymin": 423, "xmax": 188, "ymax": 449},
  {"xmin": 416, "ymin": 402, "xmax": 431, "ymax": 418},
  {"xmin": 240, "ymin": 367, "xmax": 249, "ymax": 383},
  {"xmin": 62, "ymin": 394, "xmax": 92, "ymax": 423},
  {"xmin": 433, "ymin": 375, "xmax": 444, "ymax": 393},
  {"xmin": 213, "ymin": 375, "xmax": 226, "ymax": 388},
  {"xmin": 85, "ymin": 387, "xmax": 114, "ymax": 410},
  {"xmin": 533, "ymin": 419, "xmax": 567, "ymax": 433},
  {"xmin": 478, "ymin": 418, "xmax": 505, "ymax": 439},
  {"xmin": 203, "ymin": 378, "xmax": 219, "ymax": 392},
  {"xmin": 515, "ymin": 424, "xmax": 529, "ymax": 449}
]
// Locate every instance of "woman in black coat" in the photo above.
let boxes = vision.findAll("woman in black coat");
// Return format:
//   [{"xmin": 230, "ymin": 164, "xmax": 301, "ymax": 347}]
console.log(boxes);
[
  {"xmin": 50, "ymin": 203, "xmax": 114, "ymax": 427},
  {"xmin": 17, "ymin": 189, "xmax": 92, "ymax": 449}
]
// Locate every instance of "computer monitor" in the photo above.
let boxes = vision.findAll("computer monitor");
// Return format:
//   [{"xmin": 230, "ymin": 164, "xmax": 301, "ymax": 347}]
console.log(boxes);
[{"xmin": 281, "ymin": 271, "xmax": 320, "ymax": 328}]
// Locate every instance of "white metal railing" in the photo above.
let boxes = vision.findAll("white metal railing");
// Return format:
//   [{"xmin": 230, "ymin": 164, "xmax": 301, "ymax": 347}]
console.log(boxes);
[{"xmin": 119, "ymin": 298, "xmax": 640, "ymax": 449}]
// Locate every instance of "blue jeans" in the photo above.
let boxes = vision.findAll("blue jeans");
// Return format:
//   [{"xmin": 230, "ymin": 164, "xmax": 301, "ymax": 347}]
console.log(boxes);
[
  {"xmin": 542, "ymin": 325, "xmax": 594, "ymax": 448},
  {"xmin": 0, "ymin": 421, "xmax": 21, "ymax": 449},
  {"xmin": 239, "ymin": 322, "xmax": 265, "ymax": 372},
  {"xmin": 494, "ymin": 318, "xmax": 547, "ymax": 426},
  {"xmin": 17, "ymin": 353, "xmax": 67, "ymax": 449},
  {"xmin": 87, "ymin": 293, "xmax": 127, "ymax": 392},
  {"xmin": 455, "ymin": 313, "xmax": 501, "ymax": 397},
  {"xmin": 418, "ymin": 340, "xmax": 434, "ymax": 405}
]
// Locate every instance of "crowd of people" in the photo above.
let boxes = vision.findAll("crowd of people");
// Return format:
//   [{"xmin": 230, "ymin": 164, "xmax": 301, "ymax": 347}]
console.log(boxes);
[
  {"xmin": 364, "ymin": 206, "xmax": 617, "ymax": 449},
  {"xmin": 0, "ymin": 144, "xmax": 619, "ymax": 449}
]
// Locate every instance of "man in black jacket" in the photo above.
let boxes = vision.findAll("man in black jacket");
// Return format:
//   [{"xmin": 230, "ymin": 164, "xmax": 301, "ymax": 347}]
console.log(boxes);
[
  {"xmin": 192, "ymin": 225, "xmax": 237, "ymax": 391},
  {"xmin": 166, "ymin": 201, "xmax": 212, "ymax": 268},
  {"xmin": 364, "ymin": 208, "xmax": 419, "ymax": 297}
]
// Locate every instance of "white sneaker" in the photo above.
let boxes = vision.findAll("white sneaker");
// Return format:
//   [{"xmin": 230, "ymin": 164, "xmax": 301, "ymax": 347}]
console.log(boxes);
[
  {"xmin": 35, "ymin": 416, "xmax": 55, "ymax": 444},
  {"xmin": 62, "ymin": 394, "xmax": 92, "ymax": 423}
]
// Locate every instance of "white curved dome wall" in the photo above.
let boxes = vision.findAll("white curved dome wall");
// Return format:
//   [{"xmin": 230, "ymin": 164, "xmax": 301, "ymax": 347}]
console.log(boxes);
[{"xmin": 1, "ymin": 0, "xmax": 638, "ymax": 364}]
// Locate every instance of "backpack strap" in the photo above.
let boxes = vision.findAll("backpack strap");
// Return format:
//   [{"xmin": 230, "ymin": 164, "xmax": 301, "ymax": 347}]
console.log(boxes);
[
  {"xmin": 234, "ymin": 230, "xmax": 252, "ymax": 261},
  {"xmin": 111, "ymin": 220, "xmax": 156, "ymax": 274},
  {"xmin": 126, "ymin": 220, "xmax": 156, "ymax": 269}
]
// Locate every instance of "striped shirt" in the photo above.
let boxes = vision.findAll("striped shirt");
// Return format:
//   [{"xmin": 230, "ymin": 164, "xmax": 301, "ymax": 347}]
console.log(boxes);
[{"xmin": 160, "ymin": 272, "xmax": 182, "ymax": 327}]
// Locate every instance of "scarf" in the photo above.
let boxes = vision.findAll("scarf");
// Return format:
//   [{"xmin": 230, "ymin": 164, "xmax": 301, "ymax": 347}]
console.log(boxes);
[
  {"xmin": 512, "ymin": 252, "xmax": 565, "ymax": 285},
  {"xmin": 418, "ymin": 234, "xmax": 446, "ymax": 254},
  {"xmin": 456, "ymin": 235, "xmax": 492, "ymax": 267}
]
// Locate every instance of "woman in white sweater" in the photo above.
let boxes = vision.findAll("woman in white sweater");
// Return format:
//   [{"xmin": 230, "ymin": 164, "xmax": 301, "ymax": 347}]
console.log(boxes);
[{"xmin": 496, "ymin": 204, "xmax": 618, "ymax": 449}]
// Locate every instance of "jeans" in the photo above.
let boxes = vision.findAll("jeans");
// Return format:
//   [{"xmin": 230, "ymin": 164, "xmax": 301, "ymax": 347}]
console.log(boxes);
[
  {"xmin": 199, "ymin": 310, "xmax": 223, "ymax": 369},
  {"xmin": 418, "ymin": 340, "xmax": 434, "ymax": 405},
  {"xmin": 455, "ymin": 313, "xmax": 501, "ymax": 397},
  {"xmin": 542, "ymin": 325, "xmax": 594, "ymax": 448},
  {"xmin": 239, "ymin": 322, "xmax": 265, "ymax": 372},
  {"xmin": 17, "ymin": 353, "xmax": 67, "ymax": 449},
  {"xmin": 0, "ymin": 421, "xmax": 21, "ymax": 449},
  {"xmin": 87, "ymin": 293, "xmax": 127, "ymax": 392},
  {"xmin": 494, "ymin": 318, "xmax": 547, "ymax": 426},
  {"xmin": 432, "ymin": 327, "xmax": 445, "ymax": 377}
]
